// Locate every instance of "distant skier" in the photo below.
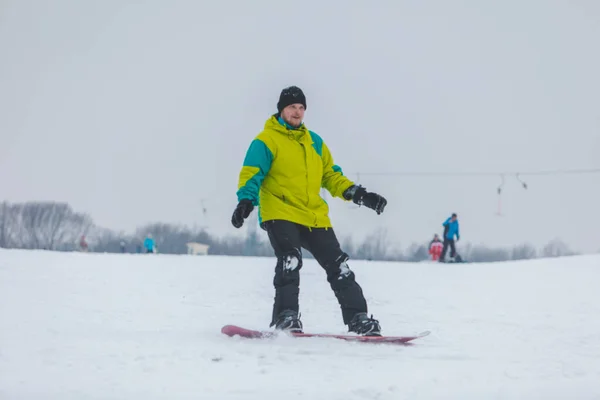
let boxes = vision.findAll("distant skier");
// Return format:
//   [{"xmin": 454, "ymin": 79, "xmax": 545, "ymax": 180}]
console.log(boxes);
[
  {"xmin": 439, "ymin": 213, "xmax": 460, "ymax": 262},
  {"xmin": 428, "ymin": 234, "xmax": 443, "ymax": 261},
  {"xmin": 143, "ymin": 234, "xmax": 155, "ymax": 253},
  {"xmin": 231, "ymin": 86, "xmax": 387, "ymax": 336}
]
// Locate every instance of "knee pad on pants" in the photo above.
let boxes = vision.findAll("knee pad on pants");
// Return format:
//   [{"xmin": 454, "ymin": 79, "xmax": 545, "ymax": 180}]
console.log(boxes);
[
  {"xmin": 278, "ymin": 248, "xmax": 302, "ymax": 273},
  {"xmin": 326, "ymin": 252, "xmax": 355, "ymax": 283},
  {"xmin": 274, "ymin": 248, "xmax": 302, "ymax": 287}
]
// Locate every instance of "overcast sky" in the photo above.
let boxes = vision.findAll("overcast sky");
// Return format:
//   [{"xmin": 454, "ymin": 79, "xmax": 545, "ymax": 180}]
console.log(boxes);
[{"xmin": 1, "ymin": 0, "xmax": 599, "ymax": 253}]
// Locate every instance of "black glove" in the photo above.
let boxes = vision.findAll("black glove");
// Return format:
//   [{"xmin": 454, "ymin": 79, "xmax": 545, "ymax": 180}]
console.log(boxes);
[
  {"xmin": 344, "ymin": 185, "xmax": 387, "ymax": 215},
  {"xmin": 231, "ymin": 199, "xmax": 254, "ymax": 228}
]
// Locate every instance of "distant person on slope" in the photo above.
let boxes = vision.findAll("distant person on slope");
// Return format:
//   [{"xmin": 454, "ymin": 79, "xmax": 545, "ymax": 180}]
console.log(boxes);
[
  {"xmin": 440, "ymin": 213, "xmax": 459, "ymax": 262},
  {"xmin": 231, "ymin": 86, "xmax": 387, "ymax": 336},
  {"xmin": 143, "ymin": 234, "xmax": 155, "ymax": 254},
  {"xmin": 429, "ymin": 234, "xmax": 443, "ymax": 261},
  {"xmin": 79, "ymin": 235, "xmax": 88, "ymax": 252}
]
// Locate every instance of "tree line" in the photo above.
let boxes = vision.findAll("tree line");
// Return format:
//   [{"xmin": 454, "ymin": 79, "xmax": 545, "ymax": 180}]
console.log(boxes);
[{"xmin": 0, "ymin": 200, "xmax": 580, "ymax": 262}]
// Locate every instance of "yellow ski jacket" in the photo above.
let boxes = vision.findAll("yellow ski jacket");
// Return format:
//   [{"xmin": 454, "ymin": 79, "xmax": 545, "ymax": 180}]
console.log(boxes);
[{"xmin": 236, "ymin": 115, "xmax": 355, "ymax": 228}]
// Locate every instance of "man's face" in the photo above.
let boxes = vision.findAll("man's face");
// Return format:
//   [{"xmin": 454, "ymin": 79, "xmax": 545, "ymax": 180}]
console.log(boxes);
[
  {"xmin": 451, "ymin": 216, "xmax": 457, "ymax": 222},
  {"xmin": 280, "ymin": 103, "xmax": 305, "ymax": 128}
]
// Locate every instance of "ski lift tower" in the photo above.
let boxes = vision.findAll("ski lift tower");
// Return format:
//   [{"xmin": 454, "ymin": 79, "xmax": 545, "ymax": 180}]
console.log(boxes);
[{"xmin": 194, "ymin": 199, "xmax": 208, "ymax": 232}]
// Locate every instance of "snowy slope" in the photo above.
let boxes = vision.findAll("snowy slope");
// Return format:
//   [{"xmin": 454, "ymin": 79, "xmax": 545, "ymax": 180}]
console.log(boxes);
[{"xmin": 1, "ymin": 249, "xmax": 599, "ymax": 399}]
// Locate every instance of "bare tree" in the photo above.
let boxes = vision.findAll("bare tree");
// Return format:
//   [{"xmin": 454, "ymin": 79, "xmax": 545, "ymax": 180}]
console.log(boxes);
[
  {"xmin": 405, "ymin": 243, "xmax": 428, "ymax": 262},
  {"xmin": 1, "ymin": 201, "xmax": 93, "ymax": 250},
  {"xmin": 89, "ymin": 227, "xmax": 128, "ymax": 253},
  {"xmin": 0, "ymin": 201, "xmax": 9, "ymax": 248},
  {"xmin": 355, "ymin": 228, "xmax": 390, "ymax": 261},
  {"xmin": 511, "ymin": 243, "xmax": 537, "ymax": 260},
  {"xmin": 460, "ymin": 243, "xmax": 510, "ymax": 263},
  {"xmin": 44, "ymin": 203, "xmax": 93, "ymax": 250},
  {"xmin": 542, "ymin": 238, "xmax": 574, "ymax": 258}
]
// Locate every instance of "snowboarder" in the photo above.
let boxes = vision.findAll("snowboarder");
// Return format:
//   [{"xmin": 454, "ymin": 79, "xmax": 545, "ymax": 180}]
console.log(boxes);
[
  {"xmin": 428, "ymin": 234, "xmax": 443, "ymax": 261},
  {"xmin": 231, "ymin": 86, "xmax": 387, "ymax": 336},
  {"xmin": 439, "ymin": 213, "xmax": 460, "ymax": 262}
]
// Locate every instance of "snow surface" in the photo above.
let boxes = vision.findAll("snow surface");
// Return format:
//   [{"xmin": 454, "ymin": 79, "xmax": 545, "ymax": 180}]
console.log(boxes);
[{"xmin": 1, "ymin": 249, "xmax": 599, "ymax": 399}]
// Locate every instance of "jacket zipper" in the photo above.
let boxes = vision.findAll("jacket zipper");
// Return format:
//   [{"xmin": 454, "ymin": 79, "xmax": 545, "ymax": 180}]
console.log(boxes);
[
  {"xmin": 300, "ymin": 142, "xmax": 310, "ymax": 206},
  {"xmin": 291, "ymin": 129, "xmax": 318, "ymax": 226}
]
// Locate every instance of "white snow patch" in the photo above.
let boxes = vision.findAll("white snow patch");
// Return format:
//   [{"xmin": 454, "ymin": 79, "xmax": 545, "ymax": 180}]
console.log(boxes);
[{"xmin": 1, "ymin": 249, "xmax": 600, "ymax": 399}]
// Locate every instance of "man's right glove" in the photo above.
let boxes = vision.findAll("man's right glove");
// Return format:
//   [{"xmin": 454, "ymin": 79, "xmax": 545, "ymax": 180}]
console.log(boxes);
[
  {"xmin": 231, "ymin": 199, "xmax": 254, "ymax": 228},
  {"xmin": 343, "ymin": 185, "xmax": 387, "ymax": 215}
]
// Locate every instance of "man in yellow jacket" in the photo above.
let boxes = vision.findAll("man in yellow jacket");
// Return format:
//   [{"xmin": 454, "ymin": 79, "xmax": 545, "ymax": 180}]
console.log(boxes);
[{"xmin": 231, "ymin": 86, "xmax": 387, "ymax": 336}]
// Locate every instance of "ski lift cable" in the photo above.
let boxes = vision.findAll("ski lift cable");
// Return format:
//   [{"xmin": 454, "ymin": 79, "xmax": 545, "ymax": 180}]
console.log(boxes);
[{"xmin": 349, "ymin": 168, "xmax": 600, "ymax": 177}]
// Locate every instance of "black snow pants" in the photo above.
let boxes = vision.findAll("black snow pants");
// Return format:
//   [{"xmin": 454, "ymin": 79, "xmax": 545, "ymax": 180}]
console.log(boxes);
[
  {"xmin": 263, "ymin": 220, "xmax": 368, "ymax": 327},
  {"xmin": 440, "ymin": 238, "xmax": 456, "ymax": 262}
]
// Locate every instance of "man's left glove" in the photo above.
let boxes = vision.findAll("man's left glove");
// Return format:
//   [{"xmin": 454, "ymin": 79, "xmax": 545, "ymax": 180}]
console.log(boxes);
[
  {"xmin": 231, "ymin": 199, "xmax": 254, "ymax": 228},
  {"xmin": 344, "ymin": 185, "xmax": 387, "ymax": 215}
]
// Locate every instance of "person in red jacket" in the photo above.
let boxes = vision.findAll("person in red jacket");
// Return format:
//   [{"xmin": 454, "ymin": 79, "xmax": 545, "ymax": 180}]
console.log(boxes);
[
  {"xmin": 79, "ymin": 235, "xmax": 88, "ymax": 252},
  {"xmin": 429, "ymin": 234, "xmax": 443, "ymax": 261}
]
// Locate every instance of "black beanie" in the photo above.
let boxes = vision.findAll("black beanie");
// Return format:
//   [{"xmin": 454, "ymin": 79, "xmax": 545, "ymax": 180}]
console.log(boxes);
[{"xmin": 277, "ymin": 86, "xmax": 307, "ymax": 113}]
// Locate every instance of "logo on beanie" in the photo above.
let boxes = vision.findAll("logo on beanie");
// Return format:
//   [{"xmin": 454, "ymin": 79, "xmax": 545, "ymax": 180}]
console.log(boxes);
[{"xmin": 277, "ymin": 86, "xmax": 307, "ymax": 112}]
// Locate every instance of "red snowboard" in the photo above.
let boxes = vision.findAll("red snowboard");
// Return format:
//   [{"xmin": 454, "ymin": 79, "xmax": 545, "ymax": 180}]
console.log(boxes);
[{"xmin": 221, "ymin": 324, "xmax": 430, "ymax": 345}]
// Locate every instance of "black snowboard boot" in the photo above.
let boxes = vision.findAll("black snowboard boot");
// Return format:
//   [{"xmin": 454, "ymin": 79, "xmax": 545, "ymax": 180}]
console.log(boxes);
[
  {"xmin": 348, "ymin": 312, "xmax": 382, "ymax": 336},
  {"xmin": 273, "ymin": 309, "xmax": 303, "ymax": 333}
]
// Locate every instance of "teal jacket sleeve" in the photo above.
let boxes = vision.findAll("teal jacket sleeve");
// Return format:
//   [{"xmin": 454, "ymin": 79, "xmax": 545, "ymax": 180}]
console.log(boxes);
[{"xmin": 236, "ymin": 138, "xmax": 274, "ymax": 205}]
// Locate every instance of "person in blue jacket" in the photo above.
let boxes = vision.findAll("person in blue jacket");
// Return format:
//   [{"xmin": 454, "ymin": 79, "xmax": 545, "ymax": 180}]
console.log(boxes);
[
  {"xmin": 143, "ymin": 234, "xmax": 155, "ymax": 253},
  {"xmin": 440, "ymin": 213, "xmax": 459, "ymax": 262}
]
